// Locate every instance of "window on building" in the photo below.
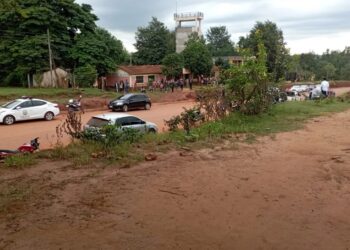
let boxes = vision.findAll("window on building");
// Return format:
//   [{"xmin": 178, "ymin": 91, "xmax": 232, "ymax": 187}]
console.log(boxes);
[{"xmin": 136, "ymin": 76, "xmax": 144, "ymax": 83}]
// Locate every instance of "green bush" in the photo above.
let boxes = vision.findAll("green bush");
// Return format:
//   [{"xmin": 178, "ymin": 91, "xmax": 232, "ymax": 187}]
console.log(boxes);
[
  {"xmin": 82, "ymin": 125, "xmax": 143, "ymax": 147},
  {"xmin": 74, "ymin": 64, "xmax": 97, "ymax": 87}
]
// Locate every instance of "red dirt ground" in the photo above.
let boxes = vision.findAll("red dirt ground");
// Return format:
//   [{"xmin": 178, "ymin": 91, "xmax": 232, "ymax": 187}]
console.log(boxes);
[{"xmin": 1, "ymin": 109, "xmax": 350, "ymax": 249}]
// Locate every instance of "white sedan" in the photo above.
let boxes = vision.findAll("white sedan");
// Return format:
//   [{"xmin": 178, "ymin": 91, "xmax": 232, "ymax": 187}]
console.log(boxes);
[
  {"xmin": 0, "ymin": 98, "xmax": 60, "ymax": 125},
  {"xmin": 85, "ymin": 113, "xmax": 158, "ymax": 133}
]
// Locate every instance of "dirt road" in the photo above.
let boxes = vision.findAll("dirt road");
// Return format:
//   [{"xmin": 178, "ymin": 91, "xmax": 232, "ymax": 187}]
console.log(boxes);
[
  {"xmin": 1, "ymin": 108, "xmax": 350, "ymax": 249},
  {"xmin": 0, "ymin": 101, "xmax": 194, "ymax": 150}
]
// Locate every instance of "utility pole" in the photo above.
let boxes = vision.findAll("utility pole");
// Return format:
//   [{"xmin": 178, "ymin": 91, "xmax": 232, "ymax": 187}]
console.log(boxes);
[{"xmin": 47, "ymin": 28, "xmax": 54, "ymax": 87}]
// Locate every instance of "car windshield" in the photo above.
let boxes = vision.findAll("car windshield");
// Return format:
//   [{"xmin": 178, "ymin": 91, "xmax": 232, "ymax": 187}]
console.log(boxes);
[
  {"xmin": 118, "ymin": 94, "xmax": 134, "ymax": 100},
  {"xmin": 87, "ymin": 117, "xmax": 110, "ymax": 128},
  {"xmin": 1, "ymin": 100, "xmax": 22, "ymax": 109}
]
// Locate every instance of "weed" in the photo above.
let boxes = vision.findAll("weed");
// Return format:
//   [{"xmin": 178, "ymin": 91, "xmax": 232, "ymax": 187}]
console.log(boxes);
[{"xmin": 2, "ymin": 154, "xmax": 36, "ymax": 168}]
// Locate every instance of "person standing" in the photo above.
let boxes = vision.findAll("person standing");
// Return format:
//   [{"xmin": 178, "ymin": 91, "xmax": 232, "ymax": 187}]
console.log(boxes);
[
  {"xmin": 125, "ymin": 79, "xmax": 130, "ymax": 93},
  {"xmin": 189, "ymin": 78, "xmax": 193, "ymax": 90},
  {"xmin": 115, "ymin": 81, "xmax": 119, "ymax": 92},
  {"xmin": 119, "ymin": 80, "xmax": 124, "ymax": 93},
  {"xmin": 320, "ymin": 78, "xmax": 330, "ymax": 97}
]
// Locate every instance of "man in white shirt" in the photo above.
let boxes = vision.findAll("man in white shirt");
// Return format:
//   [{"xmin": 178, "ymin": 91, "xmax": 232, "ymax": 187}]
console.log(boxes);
[{"xmin": 320, "ymin": 78, "xmax": 330, "ymax": 97}]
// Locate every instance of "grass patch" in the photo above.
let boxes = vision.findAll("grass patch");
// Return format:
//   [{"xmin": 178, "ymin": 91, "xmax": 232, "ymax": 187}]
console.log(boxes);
[
  {"xmin": 193, "ymin": 99, "xmax": 350, "ymax": 140},
  {"xmin": 38, "ymin": 141, "xmax": 143, "ymax": 167},
  {"xmin": 2, "ymin": 154, "xmax": 37, "ymax": 168},
  {"xmin": 0, "ymin": 87, "xmax": 179, "ymax": 105},
  {"xmin": 0, "ymin": 87, "xmax": 117, "ymax": 104}
]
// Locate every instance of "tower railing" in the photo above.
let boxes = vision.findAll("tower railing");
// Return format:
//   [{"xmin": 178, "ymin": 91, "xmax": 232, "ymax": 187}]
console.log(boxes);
[{"xmin": 174, "ymin": 12, "xmax": 204, "ymax": 19}]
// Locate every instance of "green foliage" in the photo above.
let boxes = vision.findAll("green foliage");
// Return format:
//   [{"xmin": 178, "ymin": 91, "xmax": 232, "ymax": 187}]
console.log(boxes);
[
  {"xmin": 161, "ymin": 53, "xmax": 184, "ymax": 78},
  {"xmin": 340, "ymin": 63, "xmax": 350, "ymax": 80},
  {"xmin": 70, "ymin": 28, "xmax": 127, "ymax": 77},
  {"xmin": 134, "ymin": 17, "xmax": 174, "ymax": 65},
  {"xmin": 74, "ymin": 64, "xmax": 97, "ymax": 87},
  {"xmin": 206, "ymin": 26, "xmax": 237, "ymax": 56},
  {"xmin": 2, "ymin": 154, "xmax": 36, "ymax": 168},
  {"xmin": 223, "ymin": 35, "xmax": 271, "ymax": 115},
  {"xmin": 82, "ymin": 125, "xmax": 142, "ymax": 148},
  {"xmin": 0, "ymin": 0, "xmax": 127, "ymax": 86},
  {"xmin": 182, "ymin": 38, "xmax": 213, "ymax": 77},
  {"xmin": 238, "ymin": 21, "xmax": 289, "ymax": 82},
  {"xmin": 287, "ymin": 49, "xmax": 350, "ymax": 81},
  {"xmin": 214, "ymin": 57, "xmax": 231, "ymax": 70},
  {"xmin": 0, "ymin": 0, "xmax": 98, "ymax": 85}
]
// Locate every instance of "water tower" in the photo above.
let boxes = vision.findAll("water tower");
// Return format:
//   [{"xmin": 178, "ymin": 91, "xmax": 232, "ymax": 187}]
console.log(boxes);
[{"xmin": 174, "ymin": 12, "xmax": 204, "ymax": 53}]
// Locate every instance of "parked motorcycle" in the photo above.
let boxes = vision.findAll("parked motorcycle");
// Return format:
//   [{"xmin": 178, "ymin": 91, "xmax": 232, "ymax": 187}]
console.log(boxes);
[{"xmin": 0, "ymin": 138, "xmax": 40, "ymax": 159}]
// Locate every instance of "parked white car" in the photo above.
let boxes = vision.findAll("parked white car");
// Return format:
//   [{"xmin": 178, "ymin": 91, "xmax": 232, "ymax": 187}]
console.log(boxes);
[
  {"xmin": 85, "ymin": 113, "xmax": 158, "ymax": 133},
  {"xmin": 0, "ymin": 97, "xmax": 60, "ymax": 125}
]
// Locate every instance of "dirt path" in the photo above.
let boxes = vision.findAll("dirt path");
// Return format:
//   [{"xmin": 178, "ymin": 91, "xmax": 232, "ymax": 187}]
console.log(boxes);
[
  {"xmin": 1, "ymin": 110, "xmax": 350, "ymax": 249},
  {"xmin": 0, "ymin": 101, "xmax": 194, "ymax": 150}
]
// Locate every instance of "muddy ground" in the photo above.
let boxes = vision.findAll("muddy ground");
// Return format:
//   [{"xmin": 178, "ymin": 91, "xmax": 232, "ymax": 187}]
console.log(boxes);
[{"xmin": 1, "ymin": 107, "xmax": 350, "ymax": 249}]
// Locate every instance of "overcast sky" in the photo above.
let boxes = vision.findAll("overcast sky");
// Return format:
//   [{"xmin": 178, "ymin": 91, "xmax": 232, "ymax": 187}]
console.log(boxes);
[{"xmin": 76, "ymin": 0, "xmax": 350, "ymax": 54}]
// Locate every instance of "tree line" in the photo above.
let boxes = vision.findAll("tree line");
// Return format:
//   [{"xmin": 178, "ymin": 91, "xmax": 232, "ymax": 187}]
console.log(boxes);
[
  {"xmin": 0, "ymin": 0, "xmax": 349, "ymax": 87},
  {"xmin": 0, "ymin": 0, "xmax": 128, "ymax": 87}
]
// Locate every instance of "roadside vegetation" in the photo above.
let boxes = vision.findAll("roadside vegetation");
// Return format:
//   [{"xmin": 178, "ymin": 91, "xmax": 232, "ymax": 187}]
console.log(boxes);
[{"xmin": 2, "ymin": 39, "xmax": 349, "ymax": 170}]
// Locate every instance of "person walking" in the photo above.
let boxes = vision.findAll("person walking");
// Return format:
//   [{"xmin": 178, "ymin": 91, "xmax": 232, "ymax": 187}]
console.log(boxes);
[{"xmin": 320, "ymin": 78, "xmax": 330, "ymax": 97}]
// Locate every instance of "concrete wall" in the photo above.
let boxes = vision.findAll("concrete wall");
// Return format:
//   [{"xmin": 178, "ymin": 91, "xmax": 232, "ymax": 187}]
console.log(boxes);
[{"xmin": 176, "ymin": 27, "xmax": 195, "ymax": 53}]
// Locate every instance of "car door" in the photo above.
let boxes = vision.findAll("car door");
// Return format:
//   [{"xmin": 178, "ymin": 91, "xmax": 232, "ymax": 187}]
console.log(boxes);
[
  {"xmin": 30, "ymin": 100, "xmax": 47, "ymax": 119},
  {"xmin": 128, "ymin": 95, "xmax": 138, "ymax": 109},
  {"xmin": 119, "ymin": 116, "xmax": 146, "ymax": 133},
  {"xmin": 133, "ymin": 95, "xmax": 144, "ymax": 109},
  {"xmin": 13, "ymin": 100, "xmax": 33, "ymax": 121}
]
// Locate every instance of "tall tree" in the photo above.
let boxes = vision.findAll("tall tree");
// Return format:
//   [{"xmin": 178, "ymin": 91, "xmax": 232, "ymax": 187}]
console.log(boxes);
[
  {"xmin": 238, "ymin": 21, "xmax": 289, "ymax": 82},
  {"xmin": 0, "ymin": 0, "xmax": 97, "ymax": 85},
  {"xmin": 134, "ymin": 17, "xmax": 172, "ymax": 65},
  {"xmin": 182, "ymin": 37, "xmax": 213, "ymax": 78},
  {"xmin": 70, "ymin": 28, "xmax": 127, "ymax": 78},
  {"xmin": 161, "ymin": 53, "xmax": 184, "ymax": 79},
  {"xmin": 206, "ymin": 26, "xmax": 236, "ymax": 56}
]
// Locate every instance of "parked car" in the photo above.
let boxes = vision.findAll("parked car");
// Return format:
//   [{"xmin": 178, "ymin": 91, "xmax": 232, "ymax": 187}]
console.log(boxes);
[
  {"xmin": 0, "ymin": 97, "xmax": 60, "ymax": 125},
  {"xmin": 286, "ymin": 91, "xmax": 302, "ymax": 101},
  {"xmin": 85, "ymin": 113, "xmax": 158, "ymax": 133},
  {"xmin": 108, "ymin": 93, "xmax": 151, "ymax": 112}
]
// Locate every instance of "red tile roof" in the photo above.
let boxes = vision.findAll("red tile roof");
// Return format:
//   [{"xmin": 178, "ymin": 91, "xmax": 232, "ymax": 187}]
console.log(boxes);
[{"xmin": 119, "ymin": 65, "xmax": 162, "ymax": 75}]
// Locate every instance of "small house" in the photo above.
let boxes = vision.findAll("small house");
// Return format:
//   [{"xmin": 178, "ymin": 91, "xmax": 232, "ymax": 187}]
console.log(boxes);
[{"xmin": 106, "ymin": 65, "xmax": 165, "ymax": 89}]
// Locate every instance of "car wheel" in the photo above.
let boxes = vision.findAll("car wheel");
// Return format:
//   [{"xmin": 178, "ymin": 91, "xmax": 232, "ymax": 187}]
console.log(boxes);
[
  {"xmin": 44, "ymin": 112, "xmax": 54, "ymax": 121},
  {"xmin": 3, "ymin": 115, "xmax": 15, "ymax": 125},
  {"xmin": 145, "ymin": 103, "xmax": 151, "ymax": 110},
  {"xmin": 122, "ymin": 105, "xmax": 128, "ymax": 112},
  {"xmin": 148, "ymin": 128, "xmax": 156, "ymax": 133}
]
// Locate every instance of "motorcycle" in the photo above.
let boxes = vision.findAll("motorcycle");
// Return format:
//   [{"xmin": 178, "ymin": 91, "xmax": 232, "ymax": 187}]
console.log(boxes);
[
  {"xmin": 0, "ymin": 138, "xmax": 40, "ymax": 159},
  {"xmin": 66, "ymin": 96, "xmax": 83, "ymax": 113}
]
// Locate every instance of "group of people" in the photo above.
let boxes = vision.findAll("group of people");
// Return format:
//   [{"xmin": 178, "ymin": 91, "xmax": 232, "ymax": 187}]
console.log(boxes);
[{"xmin": 115, "ymin": 80, "xmax": 130, "ymax": 93}]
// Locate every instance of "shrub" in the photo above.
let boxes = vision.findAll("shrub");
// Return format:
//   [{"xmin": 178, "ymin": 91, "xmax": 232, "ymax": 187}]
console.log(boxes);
[
  {"xmin": 165, "ymin": 107, "xmax": 204, "ymax": 135},
  {"xmin": 195, "ymin": 86, "xmax": 233, "ymax": 121},
  {"xmin": 222, "ymin": 32, "xmax": 272, "ymax": 115}
]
